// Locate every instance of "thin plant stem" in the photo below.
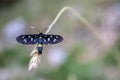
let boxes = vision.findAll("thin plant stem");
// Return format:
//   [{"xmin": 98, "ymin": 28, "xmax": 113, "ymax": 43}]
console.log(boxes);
[
  {"xmin": 29, "ymin": 6, "xmax": 111, "ymax": 71},
  {"xmin": 45, "ymin": 6, "xmax": 108, "ymax": 47}
]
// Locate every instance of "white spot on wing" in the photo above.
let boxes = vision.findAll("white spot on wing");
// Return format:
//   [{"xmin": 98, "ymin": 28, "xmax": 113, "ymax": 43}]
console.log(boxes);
[
  {"xmin": 23, "ymin": 39, "xmax": 27, "ymax": 43},
  {"xmin": 22, "ymin": 36, "xmax": 25, "ymax": 38},
  {"xmin": 48, "ymin": 38, "xmax": 50, "ymax": 41},
  {"xmin": 53, "ymin": 39, "xmax": 57, "ymax": 42},
  {"xmin": 28, "ymin": 36, "xmax": 31, "ymax": 38},
  {"xmin": 31, "ymin": 38, "xmax": 33, "ymax": 41},
  {"xmin": 56, "ymin": 36, "xmax": 58, "ymax": 39},
  {"xmin": 33, "ymin": 38, "xmax": 37, "ymax": 42},
  {"xmin": 50, "ymin": 36, "xmax": 52, "ymax": 38},
  {"xmin": 44, "ymin": 39, "xmax": 46, "ymax": 42}
]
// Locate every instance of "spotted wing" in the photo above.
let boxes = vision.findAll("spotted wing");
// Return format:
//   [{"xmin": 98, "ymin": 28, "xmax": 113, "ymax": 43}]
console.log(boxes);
[
  {"xmin": 42, "ymin": 34, "xmax": 63, "ymax": 45},
  {"xmin": 16, "ymin": 34, "xmax": 39, "ymax": 45}
]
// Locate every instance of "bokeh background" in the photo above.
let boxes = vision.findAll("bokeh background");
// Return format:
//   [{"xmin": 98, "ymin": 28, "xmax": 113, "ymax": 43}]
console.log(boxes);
[{"xmin": 0, "ymin": 0, "xmax": 120, "ymax": 80}]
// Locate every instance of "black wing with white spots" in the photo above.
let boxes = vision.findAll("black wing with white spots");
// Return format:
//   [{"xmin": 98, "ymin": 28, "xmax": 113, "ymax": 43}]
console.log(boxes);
[
  {"xmin": 16, "ymin": 34, "xmax": 39, "ymax": 45},
  {"xmin": 42, "ymin": 34, "xmax": 63, "ymax": 45}
]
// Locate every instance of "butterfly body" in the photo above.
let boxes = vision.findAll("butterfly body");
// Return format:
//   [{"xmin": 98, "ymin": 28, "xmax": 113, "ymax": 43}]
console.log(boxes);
[
  {"xmin": 16, "ymin": 33, "xmax": 63, "ymax": 54},
  {"xmin": 37, "ymin": 43, "xmax": 43, "ymax": 54},
  {"xmin": 37, "ymin": 35, "xmax": 43, "ymax": 54}
]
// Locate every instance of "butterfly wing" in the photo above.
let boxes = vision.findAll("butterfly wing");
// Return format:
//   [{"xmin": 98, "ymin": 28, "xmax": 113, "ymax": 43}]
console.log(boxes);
[
  {"xmin": 16, "ymin": 34, "xmax": 39, "ymax": 45},
  {"xmin": 42, "ymin": 34, "xmax": 63, "ymax": 45}
]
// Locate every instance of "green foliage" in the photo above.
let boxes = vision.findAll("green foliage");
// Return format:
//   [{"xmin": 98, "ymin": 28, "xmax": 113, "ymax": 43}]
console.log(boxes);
[
  {"xmin": 0, "ymin": 46, "xmax": 30, "ymax": 67},
  {"xmin": 36, "ymin": 44, "xmax": 107, "ymax": 80}
]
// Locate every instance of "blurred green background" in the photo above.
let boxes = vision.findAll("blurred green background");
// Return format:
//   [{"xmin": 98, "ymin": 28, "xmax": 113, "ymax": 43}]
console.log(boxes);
[{"xmin": 0, "ymin": 0, "xmax": 120, "ymax": 80}]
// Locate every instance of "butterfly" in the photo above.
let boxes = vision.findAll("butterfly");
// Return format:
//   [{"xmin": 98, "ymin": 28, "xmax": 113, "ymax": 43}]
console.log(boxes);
[{"xmin": 16, "ymin": 32, "xmax": 63, "ymax": 54}]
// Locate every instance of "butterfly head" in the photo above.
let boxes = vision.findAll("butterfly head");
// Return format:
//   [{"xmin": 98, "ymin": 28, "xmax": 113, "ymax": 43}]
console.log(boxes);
[{"xmin": 39, "ymin": 33, "xmax": 43, "ymax": 36}]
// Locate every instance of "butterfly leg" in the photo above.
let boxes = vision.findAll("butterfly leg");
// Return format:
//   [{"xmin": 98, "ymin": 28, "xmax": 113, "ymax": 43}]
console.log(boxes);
[{"xmin": 37, "ymin": 44, "xmax": 43, "ymax": 54}]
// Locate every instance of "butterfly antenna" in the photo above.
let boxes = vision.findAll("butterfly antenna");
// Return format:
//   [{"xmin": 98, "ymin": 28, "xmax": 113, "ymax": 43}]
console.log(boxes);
[
  {"xmin": 30, "ymin": 26, "xmax": 40, "ymax": 32},
  {"xmin": 41, "ymin": 27, "xmax": 48, "ymax": 33}
]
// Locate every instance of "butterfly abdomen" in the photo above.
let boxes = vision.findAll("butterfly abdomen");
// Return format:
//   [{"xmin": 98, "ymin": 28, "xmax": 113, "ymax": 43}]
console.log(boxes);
[{"xmin": 37, "ymin": 44, "xmax": 43, "ymax": 54}]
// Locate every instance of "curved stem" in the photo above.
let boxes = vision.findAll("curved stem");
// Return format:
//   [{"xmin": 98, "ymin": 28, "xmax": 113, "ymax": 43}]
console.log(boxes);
[
  {"xmin": 29, "ymin": 6, "xmax": 110, "ymax": 71},
  {"xmin": 45, "ymin": 6, "xmax": 108, "ymax": 47}
]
